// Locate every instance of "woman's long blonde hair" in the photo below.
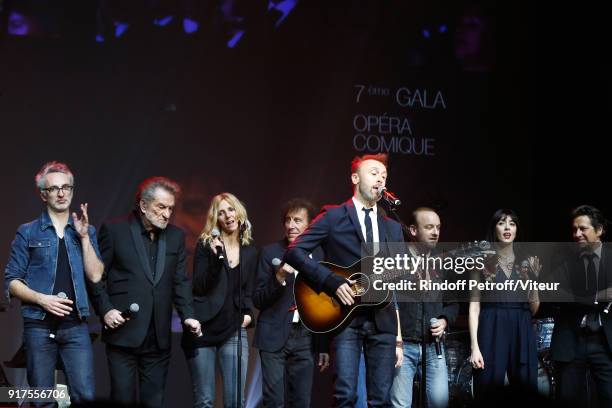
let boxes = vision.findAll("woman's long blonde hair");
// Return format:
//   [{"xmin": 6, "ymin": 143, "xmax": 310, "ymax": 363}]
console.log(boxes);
[{"xmin": 199, "ymin": 192, "xmax": 253, "ymax": 246}]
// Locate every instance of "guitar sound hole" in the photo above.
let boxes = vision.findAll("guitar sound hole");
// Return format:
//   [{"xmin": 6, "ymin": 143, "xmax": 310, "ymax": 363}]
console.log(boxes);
[{"xmin": 349, "ymin": 273, "xmax": 369, "ymax": 297}]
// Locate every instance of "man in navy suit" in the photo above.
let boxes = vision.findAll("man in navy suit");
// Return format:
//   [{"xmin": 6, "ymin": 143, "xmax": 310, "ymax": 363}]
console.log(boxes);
[
  {"xmin": 253, "ymin": 198, "xmax": 329, "ymax": 408},
  {"xmin": 551, "ymin": 205, "xmax": 612, "ymax": 407},
  {"xmin": 285, "ymin": 154, "xmax": 403, "ymax": 407}
]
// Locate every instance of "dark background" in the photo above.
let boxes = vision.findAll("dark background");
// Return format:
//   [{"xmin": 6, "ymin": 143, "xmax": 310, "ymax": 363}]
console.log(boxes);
[{"xmin": 0, "ymin": 0, "xmax": 609, "ymax": 406}]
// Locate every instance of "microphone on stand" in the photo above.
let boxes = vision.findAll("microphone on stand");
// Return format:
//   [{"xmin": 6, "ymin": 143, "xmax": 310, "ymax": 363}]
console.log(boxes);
[
  {"xmin": 430, "ymin": 318, "xmax": 443, "ymax": 359},
  {"xmin": 380, "ymin": 187, "xmax": 402, "ymax": 206},
  {"xmin": 240, "ymin": 220, "xmax": 252, "ymax": 234},
  {"xmin": 211, "ymin": 228, "xmax": 224, "ymax": 260},
  {"xmin": 236, "ymin": 219, "xmax": 251, "ymax": 406}
]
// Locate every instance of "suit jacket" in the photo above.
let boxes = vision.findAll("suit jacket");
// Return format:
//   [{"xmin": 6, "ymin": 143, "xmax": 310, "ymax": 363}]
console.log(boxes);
[
  {"xmin": 88, "ymin": 214, "xmax": 194, "ymax": 349},
  {"xmin": 285, "ymin": 199, "xmax": 404, "ymax": 335},
  {"xmin": 253, "ymin": 240, "xmax": 327, "ymax": 352},
  {"xmin": 190, "ymin": 240, "xmax": 257, "ymax": 325},
  {"xmin": 550, "ymin": 243, "xmax": 612, "ymax": 362}
]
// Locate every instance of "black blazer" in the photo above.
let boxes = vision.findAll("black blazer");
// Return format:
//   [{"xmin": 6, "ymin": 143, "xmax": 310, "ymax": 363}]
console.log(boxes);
[
  {"xmin": 253, "ymin": 240, "xmax": 327, "ymax": 352},
  {"xmin": 285, "ymin": 199, "xmax": 404, "ymax": 335},
  {"xmin": 88, "ymin": 214, "xmax": 194, "ymax": 349},
  {"xmin": 191, "ymin": 240, "xmax": 257, "ymax": 325},
  {"xmin": 550, "ymin": 244, "xmax": 612, "ymax": 362}
]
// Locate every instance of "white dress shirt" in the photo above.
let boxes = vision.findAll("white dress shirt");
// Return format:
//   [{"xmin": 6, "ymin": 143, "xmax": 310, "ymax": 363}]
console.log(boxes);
[{"xmin": 352, "ymin": 196, "xmax": 380, "ymax": 255}]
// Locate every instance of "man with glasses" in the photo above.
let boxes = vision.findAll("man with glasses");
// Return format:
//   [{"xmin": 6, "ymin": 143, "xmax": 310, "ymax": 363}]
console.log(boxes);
[{"xmin": 4, "ymin": 161, "xmax": 104, "ymax": 405}]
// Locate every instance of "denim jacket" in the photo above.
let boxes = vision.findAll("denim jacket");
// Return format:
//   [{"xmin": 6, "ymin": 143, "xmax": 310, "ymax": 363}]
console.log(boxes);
[{"xmin": 4, "ymin": 210, "xmax": 102, "ymax": 319}]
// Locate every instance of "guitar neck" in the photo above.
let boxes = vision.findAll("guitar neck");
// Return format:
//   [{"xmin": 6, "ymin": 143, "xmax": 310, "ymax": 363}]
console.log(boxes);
[{"xmin": 378, "ymin": 268, "xmax": 413, "ymax": 282}]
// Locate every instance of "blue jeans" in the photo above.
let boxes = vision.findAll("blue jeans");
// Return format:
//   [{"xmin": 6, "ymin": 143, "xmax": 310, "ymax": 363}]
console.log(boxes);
[
  {"xmin": 23, "ymin": 321, "xmax": 95, "ymax": 405},
  {"xmin": 390, "ymin": 342, "xmax": 449, "ymax": 408},
  {"xmin": 333, "ymin": 319, "xmax": 396, "ymax": 407},
  {"xmin": 187, "ymin": 328, "xmax": 248, "ymax": 408},
  {"xmin": 356, "ymin": 352, "xmax": 367, "ymax": 408}
]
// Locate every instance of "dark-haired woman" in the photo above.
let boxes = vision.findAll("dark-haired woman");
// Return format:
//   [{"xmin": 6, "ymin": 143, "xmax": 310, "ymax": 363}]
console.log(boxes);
[{"xmin": 469, "ymin": 209, "xmax": 541, "ymax": 398}]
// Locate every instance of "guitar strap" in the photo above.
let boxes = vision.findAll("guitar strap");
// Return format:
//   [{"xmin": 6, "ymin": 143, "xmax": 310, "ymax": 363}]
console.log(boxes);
[{"xmin": 381, "ymin": 217, "xmax": 401, "ymax": 311}]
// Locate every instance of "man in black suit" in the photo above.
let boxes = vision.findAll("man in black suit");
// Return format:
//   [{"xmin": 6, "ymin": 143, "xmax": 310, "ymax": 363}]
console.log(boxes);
[
  {"xmin": 253, "ymin": 198, "xmax": 329, "ymax": 408},
  {"xmin": 285, "ymin": 154, "xmax": 403, "ymax": 407},
  {"xmin": 551, "ymin": 205, "xmax": 612, "ymax": 407},
  {"xmin": 88, "ymin": 177, "xmax": 201, "ymax": 408}
]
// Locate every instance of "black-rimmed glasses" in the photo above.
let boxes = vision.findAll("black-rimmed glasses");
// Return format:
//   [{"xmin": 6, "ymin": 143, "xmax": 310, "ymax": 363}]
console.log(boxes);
[{"xmin": 42, "ymin": 184, "xmax": 74, "ymax": 195}]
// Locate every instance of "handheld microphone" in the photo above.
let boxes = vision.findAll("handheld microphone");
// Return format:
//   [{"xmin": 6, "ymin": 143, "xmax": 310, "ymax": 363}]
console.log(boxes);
[
  {"xmin": 121, "ymin": 303, "xmax": 140, "ymax": 319},
  {"xmin": 430, "ymin": 318, "xmax": 443, "ymax": 359},
  {"xmin": 380, "ymin": 187, "xmax": 401, "ymax": 206},
  {"xmin": 604, "ymin": 301, "xmax": 612, "ymax": 314},
  {"xmin": 272, "ymin": 258, "xmax": 294, "ymax": 273},
  {"xmin": 211, "ymin": 228, "xmax": 224, "ymax": 260},
  {"xmin": 50, "ymin": 292, "xmax": 68, "ymax": 339},
  {"xmin": 272, "ymin": 257, "xmax": 284, "ymax": 275}
]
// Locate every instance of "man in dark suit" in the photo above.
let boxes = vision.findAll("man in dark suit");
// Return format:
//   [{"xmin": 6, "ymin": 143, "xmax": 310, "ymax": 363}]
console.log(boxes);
[
  {"xmin": 88, "ymin": 177, "xmax": 201, "ymax": 408},
  {"xmin": 285, "ymin": 154, "xmax": 403, "ymax": 407},
  {"xmin": 551, "ymin": 205, "xmax": 612, "ymax": 407},
  {"xmin": 253, "ymin": 198, "xmax": 329, "ymax": 408}
]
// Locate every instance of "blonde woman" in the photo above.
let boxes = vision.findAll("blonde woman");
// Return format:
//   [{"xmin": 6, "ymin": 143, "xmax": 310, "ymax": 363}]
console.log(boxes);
[{"xmin": 181, "ymin": 193, "xmax": 257, "ymax": 408}]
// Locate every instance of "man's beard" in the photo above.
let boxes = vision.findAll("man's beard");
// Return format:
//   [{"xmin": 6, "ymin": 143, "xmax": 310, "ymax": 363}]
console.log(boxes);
[
  {"xmin": 360, "ymin": 184, "xmax": 380, "ymax": 202},
  {"xmin": 424, "ymin": 240, "xmax": 438, "ymax": 250},
  {"xmin": 145, "ymin": 211, "xmax": 168, "ymax": 230}
]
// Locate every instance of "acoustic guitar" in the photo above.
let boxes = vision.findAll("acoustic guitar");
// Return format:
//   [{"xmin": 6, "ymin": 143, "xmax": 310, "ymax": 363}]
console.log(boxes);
[
  {"xmin": 294, "ymin": 242, "xmax": 493, "ymax": 334},
  {"xmin": 293, "ymin": 257, "xmax": 388, "ymax": 334}
]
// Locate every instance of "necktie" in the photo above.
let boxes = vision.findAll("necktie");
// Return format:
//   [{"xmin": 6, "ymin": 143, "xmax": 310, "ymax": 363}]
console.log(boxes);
[
  {"xmin": 584, "ymin": 253, "xmax": 597, "ymax": 296},
  {"xmin": 363, "ymin": 208, "xmax": 373, "ymax": 244}
]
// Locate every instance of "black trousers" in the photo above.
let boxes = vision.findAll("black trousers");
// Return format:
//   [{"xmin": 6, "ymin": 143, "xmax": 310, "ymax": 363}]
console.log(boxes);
[
  {"xmin": 259, "ymin": 323, "xmax": 315, "ymax": 408},
  {"xmin": 555, "ymin": 330, "xmax": 612, "ymax": 408},
  {"xmin": 106, "ymin": 341, "xmax": 171, "ymax": 408}
]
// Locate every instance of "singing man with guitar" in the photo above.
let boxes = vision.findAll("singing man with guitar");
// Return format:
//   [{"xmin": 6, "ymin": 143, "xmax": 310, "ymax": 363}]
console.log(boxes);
[{"xmin": 285, "ymin": 153, "xmax": 403, "ymax": 407}]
